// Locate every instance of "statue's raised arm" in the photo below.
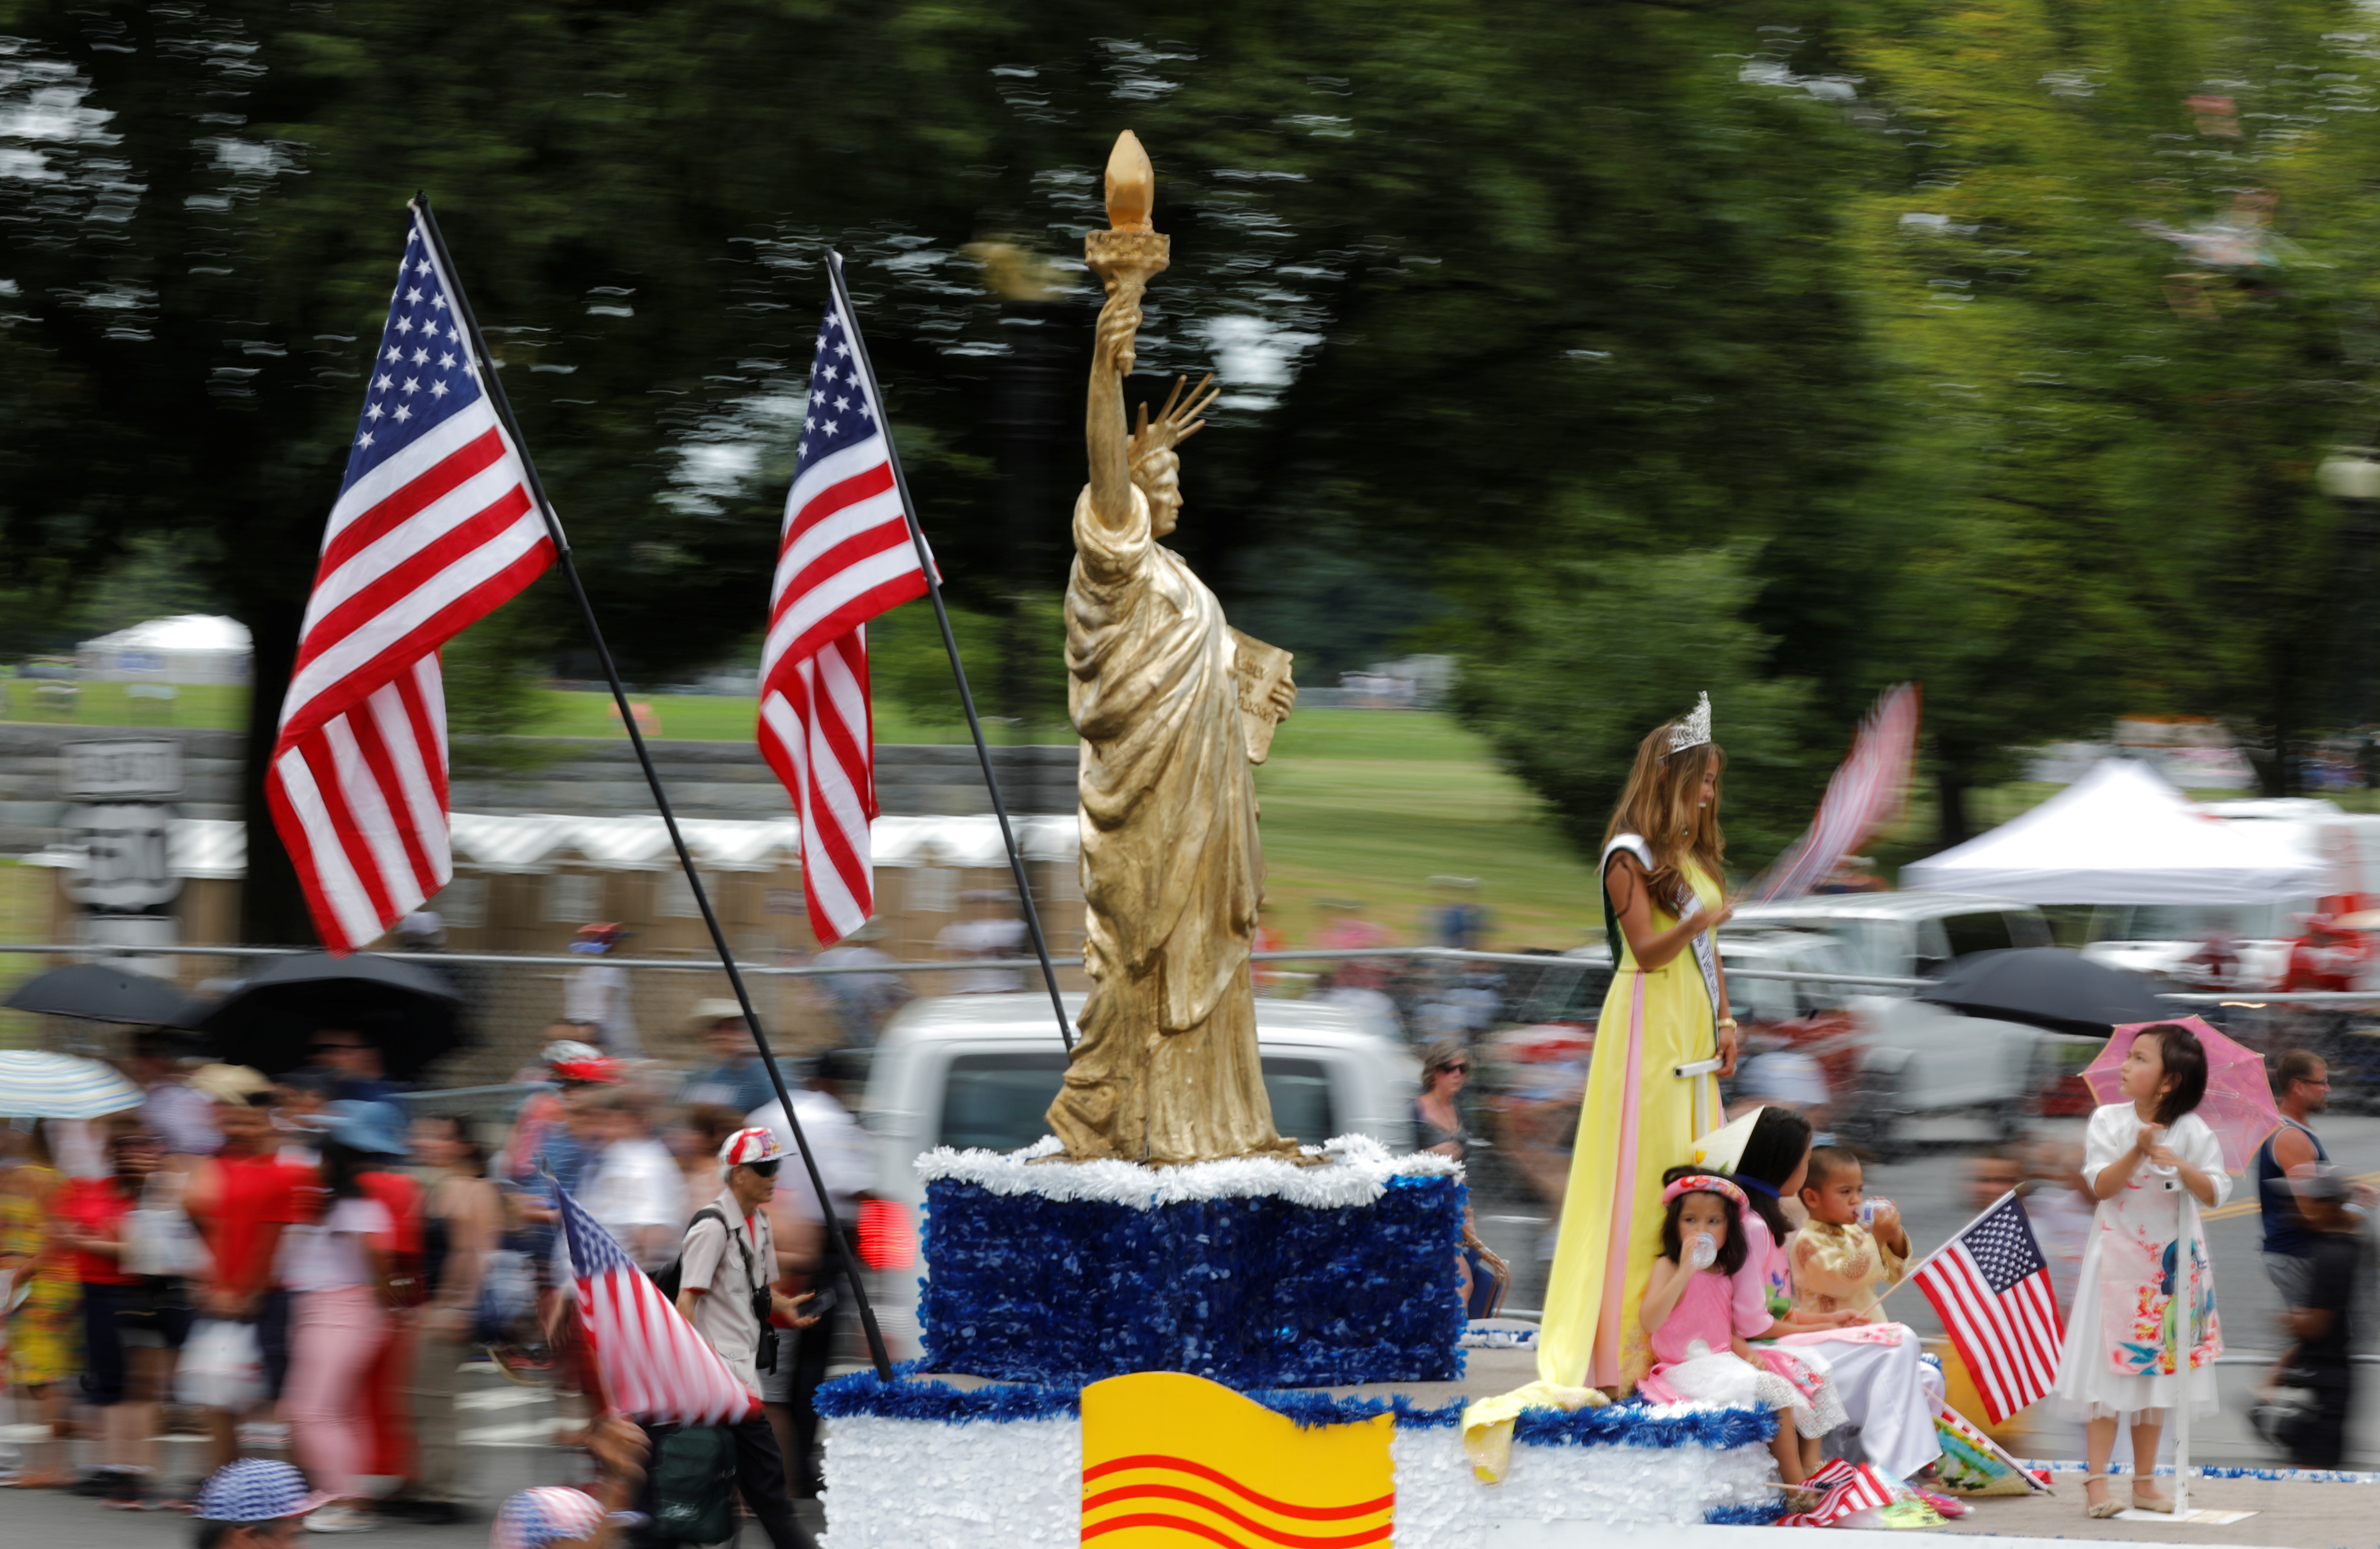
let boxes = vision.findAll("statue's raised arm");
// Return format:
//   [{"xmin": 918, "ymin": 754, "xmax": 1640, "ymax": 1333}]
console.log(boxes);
[{"xmin": 1083, "ymin": 131, "xmax": 1168, "ymax": 535}]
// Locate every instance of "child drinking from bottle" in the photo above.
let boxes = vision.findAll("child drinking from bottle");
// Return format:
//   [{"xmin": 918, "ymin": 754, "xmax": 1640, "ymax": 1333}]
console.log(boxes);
[
  {"xmin": 1791, "ymin": 1145, "xmax": 1911, "ymax": 1324},
  {"xmin": 1638, "ymin": 1168, "xmax": 1839, "ymax": 1484},
  {"xmin": 2049, "ymin": 1022, "xmax": 2226, "ymax": 1518}
]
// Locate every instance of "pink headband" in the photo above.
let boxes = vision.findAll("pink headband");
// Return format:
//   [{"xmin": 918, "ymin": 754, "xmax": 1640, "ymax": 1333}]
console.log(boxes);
[{"xmin": 1662, "ymin": 1173, "xmax": 1748, "ymax": 1210}]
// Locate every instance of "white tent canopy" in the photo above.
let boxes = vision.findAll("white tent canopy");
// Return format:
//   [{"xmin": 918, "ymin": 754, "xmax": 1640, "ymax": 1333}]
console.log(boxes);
[
  {"xmin": 1902, "ymin": 758, "xmax": 2330, "ymax": 904},
  {"xmin": 78, "ymin": 614, "xmax": 252, "ymax": 684}
]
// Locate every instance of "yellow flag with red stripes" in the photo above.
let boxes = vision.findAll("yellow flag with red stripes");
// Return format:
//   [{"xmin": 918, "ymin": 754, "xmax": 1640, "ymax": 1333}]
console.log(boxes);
[{"xmin": 1081, "ymin": 1372, "xmax": 1394, "ymax": 1546}]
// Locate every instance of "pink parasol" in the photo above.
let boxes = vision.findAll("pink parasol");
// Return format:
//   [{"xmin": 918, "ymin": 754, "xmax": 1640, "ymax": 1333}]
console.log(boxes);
[{"xmin": 2079, "ymin": 1015, "xmax": 2282, "ymax": 1175}]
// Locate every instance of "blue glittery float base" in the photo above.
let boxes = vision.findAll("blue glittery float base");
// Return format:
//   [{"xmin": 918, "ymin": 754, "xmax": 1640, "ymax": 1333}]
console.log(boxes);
[{"xmin": 917, "ymin": 1172, "xmax": 1467, "ymax": 1389}]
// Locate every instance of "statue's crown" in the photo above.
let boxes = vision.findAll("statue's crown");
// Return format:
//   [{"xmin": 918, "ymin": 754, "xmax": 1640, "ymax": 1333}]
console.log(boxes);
[{"xmin": 1669, "ymin": 692, "xmax": 1713, "ymax": 755}]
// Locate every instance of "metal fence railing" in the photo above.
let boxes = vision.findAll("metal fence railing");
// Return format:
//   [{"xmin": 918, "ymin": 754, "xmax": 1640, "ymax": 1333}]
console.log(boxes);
[{"xmin": 5, "ymin": 936, "xmax": 2377, "ymax": 1089}]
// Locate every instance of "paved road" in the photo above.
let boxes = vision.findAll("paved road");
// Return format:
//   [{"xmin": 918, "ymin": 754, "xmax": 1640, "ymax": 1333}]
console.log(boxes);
[{"xmin": 1469, "ymin": 1112, "xmax": 2380, "ymax": 1469}]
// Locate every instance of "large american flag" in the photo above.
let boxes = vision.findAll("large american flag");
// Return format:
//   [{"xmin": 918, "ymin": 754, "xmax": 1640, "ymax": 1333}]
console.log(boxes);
[
  {"xmin": 1751, "ymin": 682, "xmax": 1920, "ymax": 903},
  {"xmin": 266, "ymin": 208, "xmax": 553, "ymax": 953},
  {"xmin": 1912, "ymin": 1192, "xmax": 2063, "ymax": 1424},
  {"xmin": 756, "ymin": 298, "xmax": 930, "ymax": 944},
  {"xmin": 558, "ymin": 1184, "xmax": 758, "ymax": 1426}
]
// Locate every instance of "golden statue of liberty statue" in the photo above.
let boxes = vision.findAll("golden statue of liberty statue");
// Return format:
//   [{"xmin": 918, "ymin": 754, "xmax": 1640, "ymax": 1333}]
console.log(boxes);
[{"xmin": 1044, "ymin": 132, "xmax": 1301, "ymax": 1165}]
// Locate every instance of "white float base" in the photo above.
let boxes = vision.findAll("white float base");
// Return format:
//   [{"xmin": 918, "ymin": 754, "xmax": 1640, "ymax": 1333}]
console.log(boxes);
[{"xmin": 819, "ymin": 1410, "xmax": 1778, "ymax": 1549}]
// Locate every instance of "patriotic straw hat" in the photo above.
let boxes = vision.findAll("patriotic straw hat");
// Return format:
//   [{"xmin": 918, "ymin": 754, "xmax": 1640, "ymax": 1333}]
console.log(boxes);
[
  {"xmin": 720, "ymin": 1125, "xmax": 788, "ymax": 1168},
  {"xmin": 192, "ymin": 1458, "xmax": 335, "ymax": 1522},
  {"xmin": 492, "ymin": 1486, "xmax": 607, "ymax": 1549}
]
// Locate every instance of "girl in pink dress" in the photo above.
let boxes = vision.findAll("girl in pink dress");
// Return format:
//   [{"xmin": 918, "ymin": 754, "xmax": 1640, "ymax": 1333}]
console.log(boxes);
[{"xmin": 1638, "ymin": 1171, "xmax": 1833, "ymax": 1484}]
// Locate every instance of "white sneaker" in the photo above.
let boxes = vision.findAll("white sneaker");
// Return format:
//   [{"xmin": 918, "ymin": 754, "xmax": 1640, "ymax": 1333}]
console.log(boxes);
[{"xmin": 305, "ymin": 1505, "xmax": 378, "ymax": 1533}]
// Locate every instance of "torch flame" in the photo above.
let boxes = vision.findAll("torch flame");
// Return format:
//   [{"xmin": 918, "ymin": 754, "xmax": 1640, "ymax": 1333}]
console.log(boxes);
[{"xmin": 1104, "ymin": 131, "xmax": 1155, "ymax": 233}]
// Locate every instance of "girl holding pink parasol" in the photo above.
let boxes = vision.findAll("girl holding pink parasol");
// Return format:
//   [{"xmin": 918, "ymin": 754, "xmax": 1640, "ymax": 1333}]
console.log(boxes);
[{"xmin": 2051, "ymin": 1018, "xmax": 2276, "ymax": 1517}]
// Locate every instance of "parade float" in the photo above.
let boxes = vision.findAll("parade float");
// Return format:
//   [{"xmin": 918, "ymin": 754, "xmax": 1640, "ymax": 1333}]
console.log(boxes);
[{"xmin": 813, "ymin": 130, "xmax": 1787, "ymax": 1549}]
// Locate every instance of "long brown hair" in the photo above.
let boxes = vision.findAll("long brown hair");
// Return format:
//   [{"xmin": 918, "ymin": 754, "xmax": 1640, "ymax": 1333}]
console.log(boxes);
[{"xmin": 1603, "ymin": 722, "xmax": 1727, "ymax": 905}]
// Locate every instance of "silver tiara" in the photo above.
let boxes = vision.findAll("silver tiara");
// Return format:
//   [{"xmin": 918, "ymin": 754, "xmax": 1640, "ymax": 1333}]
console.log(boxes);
[{"xmin": 1668, "ymin": 692, "xmax": 1713, "ymax": 755}]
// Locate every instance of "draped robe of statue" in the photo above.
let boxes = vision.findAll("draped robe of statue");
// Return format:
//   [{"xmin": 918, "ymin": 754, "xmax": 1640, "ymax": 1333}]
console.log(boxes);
[{"xmin": 1045, "ymin": 478, "xmax": 1292, "ymax": 1164}]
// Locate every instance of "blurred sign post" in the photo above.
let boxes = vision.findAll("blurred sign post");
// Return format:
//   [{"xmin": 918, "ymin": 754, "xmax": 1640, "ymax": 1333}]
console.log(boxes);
[
  {"xmin": 58, "ymin": 740, "xmax": 182, "ymax": 973},
  {"xmin": 60, "ymin": 739, "xmax": 182, "ymax": 801}
]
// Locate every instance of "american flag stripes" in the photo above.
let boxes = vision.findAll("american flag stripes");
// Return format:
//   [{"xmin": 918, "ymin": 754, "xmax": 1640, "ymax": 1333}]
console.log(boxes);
[
  {"xmin": 1776, "ymin": 1458, "xmax": 1900, "ymax": 1528},
  {"xmin": 1912, "ymin": 1192, "xmax": 2063, "ymax": 1425},
  {"xmin": 558, "ymin": 1185, "xmax": 759, "ymax": 1426},
  {"xmin": 757, "ymin": 299, "xmax": 930, "ymax": 944},
  {"xmin": 1752, "ymin": 683, "xmax": 1921, "ymax": 903},
  {"xmin": 267, "ymin": 208, "xmax": 553, "ymax": 953}
]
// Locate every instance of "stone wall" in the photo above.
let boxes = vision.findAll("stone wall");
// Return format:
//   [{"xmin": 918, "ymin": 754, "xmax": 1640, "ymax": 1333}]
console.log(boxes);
[{"xmin": 0, "ymin": 724, "xmax": 245, "ymax": 853}]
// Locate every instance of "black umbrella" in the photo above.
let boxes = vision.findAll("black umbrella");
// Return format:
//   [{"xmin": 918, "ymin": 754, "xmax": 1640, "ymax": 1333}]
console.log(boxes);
[
  {"xmin": 1916, "ymin": 946, "xmax": 2171, "ymax": 1038},
  {"xmin": 5, "ymin": 963, "xmax": 198, "ymax": 1026},
  {"xmin": 188, "ymin": 952, "xmax": 465, "ymax": 1080}
]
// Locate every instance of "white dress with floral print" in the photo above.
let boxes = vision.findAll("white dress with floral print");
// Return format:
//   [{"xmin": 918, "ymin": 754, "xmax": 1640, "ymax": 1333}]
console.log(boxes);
[{"xmin": 2050, "ymin": 1104, "xmax": 2229, "ymax": 1422}]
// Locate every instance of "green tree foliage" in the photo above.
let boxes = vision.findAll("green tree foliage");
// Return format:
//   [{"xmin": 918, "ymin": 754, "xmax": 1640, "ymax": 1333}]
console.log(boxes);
[
  {"xmin": 9, "ymin": 0, "xmax": 2380, "ymax": 939},
  {"xmin": 1841, "ymin": 0, "xmax": 2380, "ymax": 820}
]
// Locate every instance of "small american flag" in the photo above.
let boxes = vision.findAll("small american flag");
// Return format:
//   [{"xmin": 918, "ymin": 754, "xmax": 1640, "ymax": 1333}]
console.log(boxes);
[
  {"xmin": 756, "ymin": 296, "xmax": 930, "ymax": 944},
  {"xmin": 1752, "ymin": 683, "xmax": 1920, "ymax": 903},
  {"xmin": 267, "ymin": 207, "xmax": 553, "ymax": 953},
  {"xmin": 1776, "ymin": 1458, "xmax": 1900, "ymax": 1528},
  {"xmin": 1912, "ymin": 1192, "xmax": 2063, "ymax": 1424},
  {"xmin": 558, "ymin": 1186, "xmax": 758, "ymax": 1426}
]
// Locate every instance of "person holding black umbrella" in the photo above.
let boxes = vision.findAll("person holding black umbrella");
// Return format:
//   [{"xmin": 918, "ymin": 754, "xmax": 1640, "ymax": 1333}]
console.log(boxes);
[
  {"xmin": 308, "ymin": 1029, "xmax": 397, "ymax": 1105},
  {"xmin": 126, "ymin": 1028, "xmax": 218, "ymax": 1159}
]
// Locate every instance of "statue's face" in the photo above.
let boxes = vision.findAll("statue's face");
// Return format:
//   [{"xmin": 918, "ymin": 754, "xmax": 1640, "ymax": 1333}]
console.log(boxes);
[{"xmin": 1139, "ymin": 452, "xmax": 1183, "ymax": 536}]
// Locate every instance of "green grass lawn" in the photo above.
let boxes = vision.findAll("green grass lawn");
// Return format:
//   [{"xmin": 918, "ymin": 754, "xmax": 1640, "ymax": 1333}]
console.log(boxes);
[
  {"xmin": 0, "ymin": 680, "xmax": 249, "ymax": 730},
  {"xmin": 0, "ymin": 860, "xmax": 52, "ymax": 1048},
  {"xmin": 1252, "ymin": 710, "xmax": 1599, "ymax": 952},
  {"xmin": 525, "ymin": 690, "xmax": 1076, "ymax": 744}
]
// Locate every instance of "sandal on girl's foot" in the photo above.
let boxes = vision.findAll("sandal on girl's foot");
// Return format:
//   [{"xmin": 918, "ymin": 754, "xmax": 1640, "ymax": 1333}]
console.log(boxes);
[
  {"xmin": 2131, "ymin": 1481, "xmax": 2176, "ymax": 1513},
  {"xmin": 2083, "ymin": 1474, "xmax": 2123, "ymax": 1518}
]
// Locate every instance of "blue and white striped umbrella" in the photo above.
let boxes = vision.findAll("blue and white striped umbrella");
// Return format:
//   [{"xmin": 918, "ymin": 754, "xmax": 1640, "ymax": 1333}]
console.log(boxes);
[{"xmin": 0, "ymin": 1051, "xmax": 144, "ymax": 1119}]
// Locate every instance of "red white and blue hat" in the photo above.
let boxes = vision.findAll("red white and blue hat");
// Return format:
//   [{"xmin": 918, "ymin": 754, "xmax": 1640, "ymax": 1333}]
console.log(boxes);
[
  {"xmin": 492, "ymin": 1486, "xmax": 607, "ymax": 1549},
  {"xmin": 485, "ymin": 1485, "xmax": 604, "ymax": 1542},
  {"xmin": 719, "ymin": 1125, "xmax": 788, "ymax": 1168},
  {"xmin": 193, "ymin": 1458, "xmax": 335, "ymax": 1522}
]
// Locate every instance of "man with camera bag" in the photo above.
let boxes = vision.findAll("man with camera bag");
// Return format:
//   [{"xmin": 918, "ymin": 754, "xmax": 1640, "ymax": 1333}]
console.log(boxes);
[{"xmin": 647, "ymin": 1126, "xmax": 818, "ymax": 1548}]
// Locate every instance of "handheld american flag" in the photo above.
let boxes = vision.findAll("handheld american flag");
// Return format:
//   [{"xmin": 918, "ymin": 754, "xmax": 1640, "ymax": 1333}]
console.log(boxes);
[
  {"xmin": 756, "ymin": 298, "xmax": 931, "ymax": 944},
  {"xmin": 1776, "ymin": 1458, "xmax": 1901, "ymax": 1528},
  {"xmin": 557, "ymin": 1185, "xmax": 758, "ymax": 1426},
  {"xmin": 1911, "ymin": 1191, "xmax": 2063, "ymax": 1425},
  {"xmin": 266, "ymin": 207, "xmax": 553, "ymax": 953}
]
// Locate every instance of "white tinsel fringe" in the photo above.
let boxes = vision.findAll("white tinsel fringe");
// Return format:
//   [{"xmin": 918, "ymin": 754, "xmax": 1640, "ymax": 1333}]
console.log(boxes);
[
  {"xmin": 913, "ymin": 1132, "xmax": 1462, "ymax": 1210},
  {"xmin": 820, "ymin": 1414, "xmax": 1081, "ymax": 1549},
  {"xmin": 1388, "ymin": 1425, "xmax": 1779, "ymax": 1544}
]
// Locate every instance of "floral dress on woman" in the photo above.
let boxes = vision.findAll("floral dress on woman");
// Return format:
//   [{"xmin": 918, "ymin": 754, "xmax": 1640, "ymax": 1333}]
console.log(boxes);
[
  {"xmin": 2050, "ymin": 1105, "xmax": 2228, "ymax": 1421},
  {"xmin": 1, "ymin": 1163, "xmax": 76, "ymax": 1388}
]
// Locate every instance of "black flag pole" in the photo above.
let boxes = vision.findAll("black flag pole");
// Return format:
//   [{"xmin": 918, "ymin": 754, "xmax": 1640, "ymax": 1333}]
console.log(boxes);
[
  {"xmin": 411, "ymin": 194, "xmax": 896, "ymax": 1384},
  {"xmin": 826, "ymin": 250, "xmax": 1078, "ymax": 1055}
]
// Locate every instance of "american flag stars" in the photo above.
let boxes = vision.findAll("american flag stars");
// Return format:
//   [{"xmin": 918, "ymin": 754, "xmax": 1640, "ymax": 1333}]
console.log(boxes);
[
  {"xmin": 796, "ymin": 311, "xmax": 876, "ymax": 457},
  {"xmin": 352, "ymin": 227, "xmax": 478, "ymax": 457}
]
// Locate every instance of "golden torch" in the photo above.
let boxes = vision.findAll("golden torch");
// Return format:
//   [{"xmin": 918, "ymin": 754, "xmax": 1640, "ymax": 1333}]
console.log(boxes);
[{"xmin": 1085, "ymin": 130, "xmax": 1171, "ymax": 298}]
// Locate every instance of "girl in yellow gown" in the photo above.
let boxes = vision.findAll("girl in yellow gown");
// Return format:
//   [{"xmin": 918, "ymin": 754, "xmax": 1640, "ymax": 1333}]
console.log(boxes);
[{"xmin": 1463, "ymin": 696, "xmax": 1739, "ymax": 1480}]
